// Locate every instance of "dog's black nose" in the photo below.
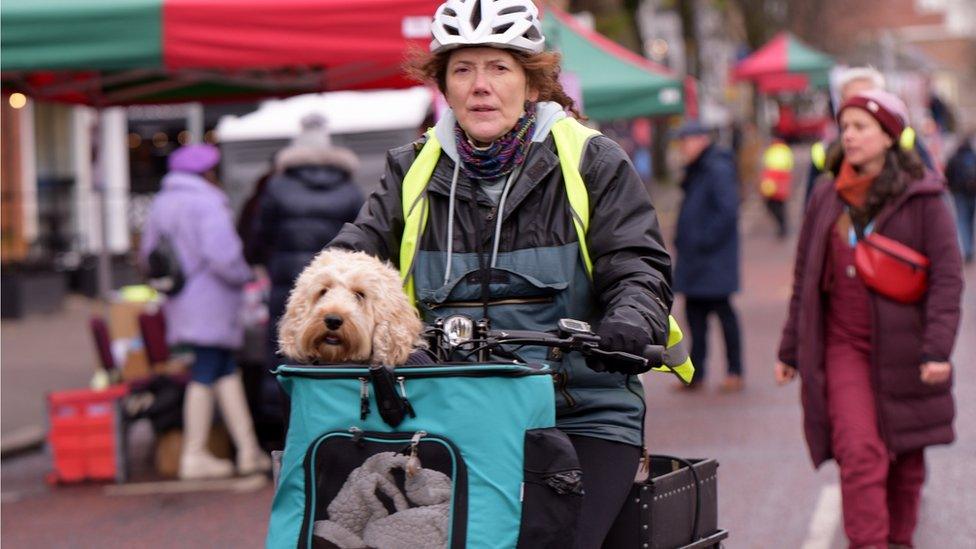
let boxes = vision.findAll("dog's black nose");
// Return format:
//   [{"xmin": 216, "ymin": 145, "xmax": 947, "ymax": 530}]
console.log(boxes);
[{"xmin": 324, "ymin": 315, "xmax": 343, "ymax": 330}]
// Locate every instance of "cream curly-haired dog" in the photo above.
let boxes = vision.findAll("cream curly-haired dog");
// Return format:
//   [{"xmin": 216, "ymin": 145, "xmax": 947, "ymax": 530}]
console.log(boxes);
[{"xmin": 278, "ymin": 249, "xmax": 423, "ymax": 366}]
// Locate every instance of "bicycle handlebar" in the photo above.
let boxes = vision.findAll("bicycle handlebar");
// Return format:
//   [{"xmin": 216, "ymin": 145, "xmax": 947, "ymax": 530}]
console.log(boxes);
[{"xmin": 426, "ymin": 322, "xmax": 665, "ymax": 370}]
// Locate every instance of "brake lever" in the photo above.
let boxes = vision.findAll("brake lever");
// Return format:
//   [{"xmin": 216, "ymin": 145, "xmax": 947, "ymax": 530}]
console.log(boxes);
[{"xmin": 586, "ymin": 348, "xmax": 649, "ymax": 369}]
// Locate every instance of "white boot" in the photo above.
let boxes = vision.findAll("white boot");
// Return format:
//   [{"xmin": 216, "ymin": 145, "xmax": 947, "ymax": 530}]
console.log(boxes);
[
  {"xmin": 179, "ymin": 382, "xmax": 235, "ymax": 480},
  {"xmin": 214, "ymin": 372, "xmax": 272, "ymax": 475}
]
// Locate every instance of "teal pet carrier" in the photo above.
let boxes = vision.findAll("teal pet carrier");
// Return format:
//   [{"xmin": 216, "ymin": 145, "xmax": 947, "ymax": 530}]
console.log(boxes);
[{"xmin": 266, "ymin": 363, "xmax": 583, "ymax": 549}]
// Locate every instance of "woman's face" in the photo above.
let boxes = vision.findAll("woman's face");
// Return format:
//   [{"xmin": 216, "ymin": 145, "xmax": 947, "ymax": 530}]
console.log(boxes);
[
  {"xmin": 840, "ymin": 107, "xmax": 893, "ymax": 171},
  {"xmin": 445, "ymin": 47, "xmax": 539, "ymax": 145}
]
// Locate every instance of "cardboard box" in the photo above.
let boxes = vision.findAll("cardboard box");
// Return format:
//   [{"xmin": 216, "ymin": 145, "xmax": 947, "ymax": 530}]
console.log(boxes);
[
  {"xmin": 108, "ymin": 300, "xmax": 145, "ymax": 341},
  {"xmin": 121, "ymin": 347, "xmax": 152, "ymax": 382}
]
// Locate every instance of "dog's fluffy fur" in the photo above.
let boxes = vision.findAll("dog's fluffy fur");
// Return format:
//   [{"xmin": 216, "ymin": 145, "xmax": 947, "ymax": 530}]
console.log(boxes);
[{"xmin": 278, "ymin": 249, "xmax": 423, "ymax": 366}]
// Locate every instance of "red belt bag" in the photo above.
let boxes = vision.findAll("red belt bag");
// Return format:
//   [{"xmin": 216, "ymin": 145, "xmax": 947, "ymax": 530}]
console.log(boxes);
[{"xmin": 854, "ymin": 232, "xmax": 930, "ymax": 303}]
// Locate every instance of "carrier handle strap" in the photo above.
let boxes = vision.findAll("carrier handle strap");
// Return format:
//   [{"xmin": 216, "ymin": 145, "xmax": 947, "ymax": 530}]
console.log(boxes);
[{"xmin": 648, "ymin": 454, "xmax": 702, "ymax": 545}]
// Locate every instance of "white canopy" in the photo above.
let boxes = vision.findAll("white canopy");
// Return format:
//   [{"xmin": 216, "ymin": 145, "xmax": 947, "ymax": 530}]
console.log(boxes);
[{"xmin": 215, "ymin": 86, "xmax": 433, "ymax": 142}]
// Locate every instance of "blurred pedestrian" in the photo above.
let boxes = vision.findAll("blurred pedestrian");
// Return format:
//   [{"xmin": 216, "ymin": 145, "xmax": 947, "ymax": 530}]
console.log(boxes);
[
  {"xmin": 919, "ymin": 117, "xmax": 945, "ymax": 173},
  {"xmin": 928, "ymin": 89, "xmax": 956, "ymax": 135},
  {"xmin": 776, "ymin": 90, "xmax": 962, "ymax": 548},
  {"xmin": 759, "ymin": 138, "xmax": 794, "ymax": 238},
  {"xmin": 140, "ymin": 144, "xmax": 271, "ymax": 480},
  {"xmin": 251, "ymin": 113, "xmax": 364, "ymax": 442},
  {"xmin": 805, "ymin": 67, "xmax": 936, "ymax": 204},
  {"xmin": 237, "ymin": 165, "xmax": 275, "ymax": 266},
  {"xmin": 945, "ymin": 131, "xmax": 976, "ymax": 263},
  {"xmin": 673, "ymin": 121, "xmax": 743, "ymax": 392}
]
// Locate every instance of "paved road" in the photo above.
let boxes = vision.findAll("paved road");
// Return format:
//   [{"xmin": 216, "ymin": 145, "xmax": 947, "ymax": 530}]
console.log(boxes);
[{"xmin": 2, "ymin": 159, "xmax": 974, "ymax": 547}]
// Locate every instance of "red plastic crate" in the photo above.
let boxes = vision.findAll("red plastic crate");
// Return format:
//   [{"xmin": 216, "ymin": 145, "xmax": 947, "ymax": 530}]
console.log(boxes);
[{"xmin": 47, "ymin": 385, "xmax": 128, "ymax": 483}]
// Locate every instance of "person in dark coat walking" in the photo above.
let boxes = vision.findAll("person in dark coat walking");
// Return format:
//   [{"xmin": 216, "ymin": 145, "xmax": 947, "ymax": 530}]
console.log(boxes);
[
  {"xmin": 776, "ymin": 90, "xmax": 962, "ymax": 549},
  {"xmin": 673, "ymin": 121, "xmax": 743, "ymax": 391},
  {"xmin": 945, "ymin": 131, "xmax": 976, "ymax": 263},
  {"xmin": 252, "ymin": 113, "xmax": 364, "ymax": 442}
]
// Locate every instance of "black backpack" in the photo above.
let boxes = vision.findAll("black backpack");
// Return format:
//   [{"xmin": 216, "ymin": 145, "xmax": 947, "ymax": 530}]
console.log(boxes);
[{"xmin": 146, "ymin": 234, "xmax": 185, "ymax": 296}]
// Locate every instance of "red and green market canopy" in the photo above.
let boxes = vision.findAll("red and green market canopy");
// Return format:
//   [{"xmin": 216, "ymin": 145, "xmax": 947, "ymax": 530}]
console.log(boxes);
[
  {"xmin": 542, "ymin": 5, "xmax": 689, "ymax": 120},
  {"xmin": 2, "ymin": 0, "xmax": 690, "ymax": 119},
  {"xmin": 732, "ymin": 32, "xmax": 834, "ymax": 94},
  {"xmin": 1, "ymin": 0, "xmax": 440, "ymax": 105}
]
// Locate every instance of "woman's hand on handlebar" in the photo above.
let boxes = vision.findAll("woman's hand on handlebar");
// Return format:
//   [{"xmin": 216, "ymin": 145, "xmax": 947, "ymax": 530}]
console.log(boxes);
[{"xmin": 593, "ymin": 319, "xmax": 657, "ymax": 375}]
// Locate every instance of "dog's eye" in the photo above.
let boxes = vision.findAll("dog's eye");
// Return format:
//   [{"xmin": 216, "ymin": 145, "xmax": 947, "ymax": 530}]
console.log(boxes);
[
  {"xmin": 354, "ymin": 290, "xmax": 366, "ymax": 301},
  {"xmin": 318, "ymin": 288, "xmax": 329, "ymax": 298}
]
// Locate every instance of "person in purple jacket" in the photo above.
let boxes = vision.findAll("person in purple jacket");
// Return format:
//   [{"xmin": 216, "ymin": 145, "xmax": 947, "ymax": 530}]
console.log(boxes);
[
  {"xmin": 775, "ymin": 90, "xmax": 962, "ymax": 548},
  {"xmin": 140, "ymin": 144, "xmax": 271, "ymax": 480}
]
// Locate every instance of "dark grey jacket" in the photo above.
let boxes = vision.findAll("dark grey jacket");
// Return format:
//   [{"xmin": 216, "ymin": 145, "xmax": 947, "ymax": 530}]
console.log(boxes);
[
  {"xmin": 330, "ymin": 124, "xmax": 672, "ymax": 445},
  {"xmin": 332, "ymin": 131, "xmax": 672, "ymax": 338}
]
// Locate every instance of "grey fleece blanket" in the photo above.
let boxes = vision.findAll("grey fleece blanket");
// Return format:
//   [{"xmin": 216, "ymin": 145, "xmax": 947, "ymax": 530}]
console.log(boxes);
[{"xmin": 313, "ymin": 451, "xmax": 452, "ymax": 549}]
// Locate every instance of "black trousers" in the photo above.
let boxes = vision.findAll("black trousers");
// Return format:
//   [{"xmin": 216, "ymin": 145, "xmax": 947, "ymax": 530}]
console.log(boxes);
[
  {"xmin": 685, "ymin": 296, "xmax": 743, "ymax": 383},
  {"xmin": 569, "ymin": 434, "xmax": 642, "ymax": 549},
  {"xmin": 764, "ymin": 198, "xmax": 788, "ymax": 237}
]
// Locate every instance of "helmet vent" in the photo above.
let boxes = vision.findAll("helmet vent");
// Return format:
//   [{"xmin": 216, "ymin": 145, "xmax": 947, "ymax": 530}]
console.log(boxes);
[
  {"xmin": 444, "ymin": 24, "xmax": 460, "ymax": 36},
  {"xmin": 470, "ymin": 0, "xmax": 483, "ymax": 28},
  {"xmin": 494, "ymin": 22, "xmax": 513, "ymax": 34},
  {"xmin": 498, "ymin": 6, "xmax": 525, "ymax": 15}
]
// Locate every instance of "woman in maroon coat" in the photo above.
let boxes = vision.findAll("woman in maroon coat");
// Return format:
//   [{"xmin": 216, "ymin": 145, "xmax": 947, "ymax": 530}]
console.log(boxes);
[{"xmin": 775, "ymin": 89, "xmax": 963, "ymax": 549}]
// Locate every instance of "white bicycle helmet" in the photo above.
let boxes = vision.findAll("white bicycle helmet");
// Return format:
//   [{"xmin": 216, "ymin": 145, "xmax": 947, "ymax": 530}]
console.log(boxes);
[{"xmin": 430, "ymin": 0, "xmax": 545, "ymax": 55}]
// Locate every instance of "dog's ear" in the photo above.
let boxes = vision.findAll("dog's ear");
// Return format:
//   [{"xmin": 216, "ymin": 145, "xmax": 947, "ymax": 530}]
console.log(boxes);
[
  {"xmin": 370, "ymin": 293, "xmax": 423, "ymax": 367},
  {"xmin": 278, "ymin": 280, "xmax": 311, "ymax": 363}
]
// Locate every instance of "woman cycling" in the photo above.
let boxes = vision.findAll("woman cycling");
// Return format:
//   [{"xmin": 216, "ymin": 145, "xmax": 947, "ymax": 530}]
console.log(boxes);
[{"xmin": 327, "ymin": 1, "xmax": 673, "ymax": 545}]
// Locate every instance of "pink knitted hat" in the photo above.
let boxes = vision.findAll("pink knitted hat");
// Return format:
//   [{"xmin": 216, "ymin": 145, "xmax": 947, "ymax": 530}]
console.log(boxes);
[{"xmin": 837, "ymin": 89, "xmax": 910, "ymax": 140}]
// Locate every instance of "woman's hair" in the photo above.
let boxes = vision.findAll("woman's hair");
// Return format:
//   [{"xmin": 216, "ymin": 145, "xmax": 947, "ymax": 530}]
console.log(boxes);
[
  {"xmin": 846, "ymin": 145, "xmax": 926, "ymax": 224},
  {"xmin": 404, "ymin": 47, "xmax": 585, "ymax": 120}
]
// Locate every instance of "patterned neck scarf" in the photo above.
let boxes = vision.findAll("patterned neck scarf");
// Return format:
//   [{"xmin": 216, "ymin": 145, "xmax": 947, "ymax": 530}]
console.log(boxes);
[
  {"xmin": 455, "ymin": 104, "xmax": 536, "ymax": 180},
  {"xmin": 835, "ymin": 160, "xmax": 876, "ymax": 209}
]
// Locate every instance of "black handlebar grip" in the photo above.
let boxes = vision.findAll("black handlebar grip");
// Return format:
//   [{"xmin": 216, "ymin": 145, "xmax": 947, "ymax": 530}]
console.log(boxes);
[{"xmin": 642, "ymin": 345, "xmax": 665, "ymax": 366}]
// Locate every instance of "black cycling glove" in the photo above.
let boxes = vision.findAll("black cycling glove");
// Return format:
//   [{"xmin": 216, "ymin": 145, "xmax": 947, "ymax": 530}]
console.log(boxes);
[{"xmin": 592, "ymin": 318, "xmax": 654, "ymax": 375}]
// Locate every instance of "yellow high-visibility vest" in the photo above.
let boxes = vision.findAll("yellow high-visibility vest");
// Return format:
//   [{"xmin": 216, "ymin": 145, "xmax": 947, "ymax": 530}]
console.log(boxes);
[
  {"xmin": 761, "ymin": 141, "xmax": 794, "ymax": 200},
  {"xmin": 763, "ymin": 141, "xmax": 794, "ymax": 171},
  {"xmin": 397, "ymin": 117, "xmax": 695, "ymax": 384},
  {"xmin": 810, "ymin": 141, "xmax": 827, "ymax": 171}
]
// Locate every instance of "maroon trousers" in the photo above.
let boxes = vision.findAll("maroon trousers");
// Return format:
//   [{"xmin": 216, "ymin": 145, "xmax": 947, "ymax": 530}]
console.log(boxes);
[{"xmin": 825, "ymin": 229, "xmax": 926, "ymax": 548}]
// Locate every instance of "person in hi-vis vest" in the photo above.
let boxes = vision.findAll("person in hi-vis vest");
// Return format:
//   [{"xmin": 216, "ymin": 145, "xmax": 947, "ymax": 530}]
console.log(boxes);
[
  {"xmin": 760, "ymin": 138, "xmax": 794, "ymax": 238},
  {"xmin": 325, "ymin": 1, "xmax": 692, "ymax": 546}
]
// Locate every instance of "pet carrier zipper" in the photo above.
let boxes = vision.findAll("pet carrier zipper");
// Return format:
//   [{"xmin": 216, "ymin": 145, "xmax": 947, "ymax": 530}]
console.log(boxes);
[
  {"xmin": 358, "ymin": 377, "xmax": 369, "ymax": 420},
  {"xmin": 396, "ymin": 376, "xmax": 417, "ymax": 418}
]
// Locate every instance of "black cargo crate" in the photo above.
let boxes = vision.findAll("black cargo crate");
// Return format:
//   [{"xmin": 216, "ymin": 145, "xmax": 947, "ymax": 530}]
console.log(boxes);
[{"xmin": 604, "ymin": 456, "xmax": 727, "ymax": 549}]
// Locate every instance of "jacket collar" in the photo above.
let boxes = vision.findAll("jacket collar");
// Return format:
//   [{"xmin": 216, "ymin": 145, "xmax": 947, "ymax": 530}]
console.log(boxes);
[
  {"xmin": 161, "ymin": 171, "xmax": 228, "ymax": 204},
  {"xmin": 873, "ymin": 169, "xmax": 945, "ymax": 229},
  {"xmin": 425, "ymin": 135, "xmax": 560, "ymax": 217},
  {"xmin": 827, "ymin": 169, "xmax": 946, "ymax": 229},
  {"xmin": 681, "ymin": 143, "xmax": 716, "ymax": 186}
]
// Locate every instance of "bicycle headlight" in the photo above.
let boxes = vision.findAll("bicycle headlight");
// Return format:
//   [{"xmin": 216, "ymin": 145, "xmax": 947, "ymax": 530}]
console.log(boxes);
[{"xmin": 441, "ymin": 315, "xmax": 474, "ymax": 349}]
